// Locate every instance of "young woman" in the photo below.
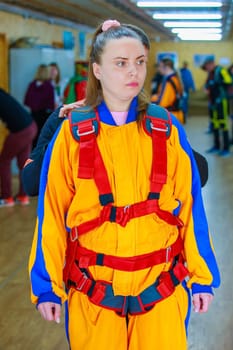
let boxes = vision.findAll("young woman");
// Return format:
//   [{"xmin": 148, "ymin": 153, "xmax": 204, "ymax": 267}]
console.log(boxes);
[{"xmin": 29, "ymin": 20, "xmax": 220, "ymax": 350}]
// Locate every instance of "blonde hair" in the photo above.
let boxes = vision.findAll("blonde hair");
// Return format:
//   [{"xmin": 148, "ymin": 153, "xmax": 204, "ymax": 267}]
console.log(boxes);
[{"xmin": 34, "ymin": 64, "xmax": 50, "ymax": 82}]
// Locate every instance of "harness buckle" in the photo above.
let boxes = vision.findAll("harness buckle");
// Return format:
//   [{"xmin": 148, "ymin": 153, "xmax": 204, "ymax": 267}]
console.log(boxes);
[
  {"xmin": 124, "ymin": 205, "xmax": 131, "ymax": 213},
  {"xmin": 150, "ymin": 121, "xmax": 168, "ymax": 133},
  {"xmin": 77, "ymin": 125, "xmax": 95, "ymax": 137},
  {"xmin": 70, "ymin": 227, "xmax": 78, "ymax": 242},
  {"xmin": 166, "ymin": 246, "xmax": 172, "ymax": 263},
  {"xmin": 76, "ymin": 272, "xmax": 89, "ymax": 291},
  {"xmin": 118, "ymin": 205, "xmax": 131, "ymax": 227}
]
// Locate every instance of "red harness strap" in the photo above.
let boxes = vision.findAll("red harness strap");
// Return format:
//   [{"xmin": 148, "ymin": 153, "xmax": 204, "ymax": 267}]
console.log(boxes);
[
  {"xmin": 149, "ymin": 117, "xmax": 169, "ymax": 195},
  {"xmin": 70, "ymin": 199, "xmax": 183, "ymax": 238},
  {"xmin": 66, "ymin": 257, "xmax": 189, "ymax": 316},
  {"xmin": 75, "ymin": 116, "xmax": 113, "ymax": 205},
  {"xmin": 75, "ymin": 235, "xmax": 183, "ymax": 271}
]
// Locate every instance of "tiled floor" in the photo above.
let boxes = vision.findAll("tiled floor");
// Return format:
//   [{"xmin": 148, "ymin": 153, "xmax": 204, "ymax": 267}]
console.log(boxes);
[{"xmin": 0, "ymin": 114, "xmax": 232, "ymax": 350}]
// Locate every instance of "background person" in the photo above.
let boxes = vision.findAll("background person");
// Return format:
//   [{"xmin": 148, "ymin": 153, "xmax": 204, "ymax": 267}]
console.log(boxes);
[
  {"xmin": 151, "ymin": 57, "xmax": 185, "ymax": 124},
  {"xmin": 180, "ymin": 61, "xmax": 196, "ymax": 122},
  {"xmin": 0, "ymin": 88, "xmax": 37, "ymax": 207},
  {"xmin": 24, "ymin": 63, "xmax": 54, "ymax": 147},
  {"xmin": 201, "ymin": 56, "xmax": 232, "ymax": 157}
]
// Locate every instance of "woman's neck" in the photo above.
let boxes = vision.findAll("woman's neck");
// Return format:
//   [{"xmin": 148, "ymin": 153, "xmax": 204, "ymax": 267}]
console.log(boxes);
[{"xmin": 103, "ymin": 94, "xmax": 132, "ymax": 112}]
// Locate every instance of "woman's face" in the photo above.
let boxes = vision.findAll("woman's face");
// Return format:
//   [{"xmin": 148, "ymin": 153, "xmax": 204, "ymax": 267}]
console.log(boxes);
[
  {"xmin": 93, "ymin": 37, "xmax": 147, "ymax": 110},
  {"xmin": 50, "ymin": 66, "xmax": 58, "ymax": 80},
  {"xmin": 158, "ymin": 62, "xmax": 166, "ymax": 75}
]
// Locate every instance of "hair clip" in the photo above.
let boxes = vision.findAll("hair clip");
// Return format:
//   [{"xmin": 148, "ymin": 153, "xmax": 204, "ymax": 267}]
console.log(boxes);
[{"xmin": 102, "ymin": 19, "xmax": 121, "ymax": 32}]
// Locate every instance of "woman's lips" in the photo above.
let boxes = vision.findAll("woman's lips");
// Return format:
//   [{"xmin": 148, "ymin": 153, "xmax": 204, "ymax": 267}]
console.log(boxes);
[{"xmin": 126, "ymin": 82, "xmax": 139, "ymax": 87}]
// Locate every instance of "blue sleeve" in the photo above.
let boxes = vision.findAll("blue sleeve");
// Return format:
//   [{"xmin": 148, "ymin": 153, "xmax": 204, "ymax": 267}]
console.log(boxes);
[{"xmin": 172, "ymin": 116, "xmax": 221, "ymax": 293}]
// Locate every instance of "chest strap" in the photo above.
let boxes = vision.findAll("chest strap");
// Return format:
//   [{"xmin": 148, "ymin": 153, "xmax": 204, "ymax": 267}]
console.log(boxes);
[
  {"xmin": 71, "ymin": 199, "xmax": 183, "ymax": 239},
  {"xmin": 66, "ymin": 257, "xmax": 189, "ymax": 316}
]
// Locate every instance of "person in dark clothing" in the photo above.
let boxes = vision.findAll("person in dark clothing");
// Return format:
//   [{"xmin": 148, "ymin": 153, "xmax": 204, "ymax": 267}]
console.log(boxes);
[
  {"xmin": 22, "ymin": 107, "xmax": 63, "ymax": 196},
  {"xmin": 201, "ymin": 57, "xmax": 232, "ymax": 157},
  {"xmin": 180, "ymin": 61, "xmax": 196, "ymax": 122},
  {"xmin": 0, "ymin": 88, "xmax": 37, "ymax": 207},
  {"xmin": 151, "ymin": 63, "xmax": 163, "ymax": 95},
  {"xmin": 22, "ymin": 103, "xmax": 208, "ymax": 197},
  {"xmin": 24, "ymin": 64, "xmax": 55, "ymax": 147}
]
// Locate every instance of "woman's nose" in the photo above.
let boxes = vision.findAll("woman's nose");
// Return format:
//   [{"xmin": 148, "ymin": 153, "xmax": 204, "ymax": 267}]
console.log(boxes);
[{"xmin": 128, "ymin": 63, "xmax": 137, "ymax": 75}]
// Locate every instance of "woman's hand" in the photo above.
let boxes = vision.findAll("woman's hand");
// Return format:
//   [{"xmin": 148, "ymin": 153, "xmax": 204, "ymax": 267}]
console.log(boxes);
[
  {"xmin": 59, "ymin": 99, "xmax": 85, "ymax": 118},
  {"xmin": 38, "ymin": 302, "xmax": 61, "ymax": 323},
  {"xmin": 192, "ymin": 293, "xmax": 213, "ymax": 313}
]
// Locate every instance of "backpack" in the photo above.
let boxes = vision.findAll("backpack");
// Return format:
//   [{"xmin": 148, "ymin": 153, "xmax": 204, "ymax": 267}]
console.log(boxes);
[{"xmin": 168, "ymin": 77, "xmax": 186, "ymax": 113}]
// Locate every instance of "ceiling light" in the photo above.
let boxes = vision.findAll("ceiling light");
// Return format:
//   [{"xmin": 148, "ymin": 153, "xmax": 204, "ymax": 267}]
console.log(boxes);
[
  {"xmin": 172, "ymin": 28, "xmax": 222, "ymax": 34},
  {"xmin": 137, "ymin": 1, "xmax": 222, "ymax": 8},
  {"xmin": 178, "ymin": 33, "xmax": 222, "ymax": 40},
  {"xmin": 164, "ymin": 21, "xmax": 222, "ymax": 28},
  {"xmin": 153, "ymin": 13, "xmax": 222, "ymax": 20}
]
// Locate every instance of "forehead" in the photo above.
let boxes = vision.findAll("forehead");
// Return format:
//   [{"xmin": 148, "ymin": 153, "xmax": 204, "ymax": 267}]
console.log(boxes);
[{"xmin": 102, "ymin": 37, "xmax": 145, "ymax": 58}]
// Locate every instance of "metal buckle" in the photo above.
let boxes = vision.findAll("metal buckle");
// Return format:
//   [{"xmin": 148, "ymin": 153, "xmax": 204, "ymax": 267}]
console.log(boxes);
[
  {"xmin": 76, "ymin": 273, "xmax": 88, "ymax": 291},
  {"xmin": 70, "ymin": 227, "xmax": 78, "ymax": 242},
  {"xmin": 124, "ymin": 205, "xmax": 131, "ymax": 213},
  {"xmin": 77, "ymin": 125, "xmax": 95, "ymax": 137},
  {"xmin": 166, "ymin": 246, "xmax": 172, "ymax": 263},
  {"xmin": 150, "ymin": 121, "xmax": 168, "ymax": 133}
]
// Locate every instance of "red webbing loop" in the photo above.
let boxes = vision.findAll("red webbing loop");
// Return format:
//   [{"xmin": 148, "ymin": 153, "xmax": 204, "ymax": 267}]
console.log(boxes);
[
  {"xmin": 77, "ymin": 120, "xmax": 96, "ymax": 179},
  {"xmin": 150, "ymin": 118, "xmax": 168, "ymax": 194},
  {"xmin": 156, "ymin": 272, "xmax": 175, "ymax": 298},
  {"xmin": 76, "ymin": 235, "xmax": 184, "ymax": 271}
]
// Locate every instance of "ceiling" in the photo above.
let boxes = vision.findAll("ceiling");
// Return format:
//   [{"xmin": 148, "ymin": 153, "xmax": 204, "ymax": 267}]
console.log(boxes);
[{"xmin": 0, "ymin": 0, "xmax": 232, "ymax": 42}]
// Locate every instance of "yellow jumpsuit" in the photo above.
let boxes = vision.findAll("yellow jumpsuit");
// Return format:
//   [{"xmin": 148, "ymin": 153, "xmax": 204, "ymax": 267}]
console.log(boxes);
[
  {"xmin": 151, "ymin": 74, "xmax": 184, "ymax": 124},
  {"xmin": 29, "ymin": 102, "xmax": 220, "ymax": 350}
]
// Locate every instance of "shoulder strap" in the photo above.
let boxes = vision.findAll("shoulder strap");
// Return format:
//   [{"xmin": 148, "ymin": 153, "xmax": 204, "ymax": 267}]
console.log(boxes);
[
  {"xmin": 69, "ymin": 107, "xmax": 113, "ymax": 205},
  {"xmin": 168, "ymin": 77, "xmax": 179, "ymax": 95},
  {"xmin": 143, "ymin": 103, "xmax": 172, "ymax": 198},
  {"xmin": 69, "ymin": 106, "xmax": 99, "ymax": 142},
  {"xmin": 144, "ymin": 103, "xmax": 172, "ymax": 138}
]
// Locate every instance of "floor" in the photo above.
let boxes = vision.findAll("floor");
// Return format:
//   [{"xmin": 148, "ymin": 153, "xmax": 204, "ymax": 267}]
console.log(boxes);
[{"xmin": 0, "ymin": 113, "xmax": 232, "ymax": 350}]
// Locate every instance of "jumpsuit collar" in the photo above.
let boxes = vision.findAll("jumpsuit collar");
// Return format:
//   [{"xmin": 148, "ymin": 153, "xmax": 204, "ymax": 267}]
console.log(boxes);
[{"xmin": 97, "ymin": 97, "xmax": 138, "ymax": 126}]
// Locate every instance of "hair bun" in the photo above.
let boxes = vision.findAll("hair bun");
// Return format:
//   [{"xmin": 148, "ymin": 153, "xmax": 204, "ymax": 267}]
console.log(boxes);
[{"xmin": 102, "ymin": 20, "xmax": 121, "ymax": 32}]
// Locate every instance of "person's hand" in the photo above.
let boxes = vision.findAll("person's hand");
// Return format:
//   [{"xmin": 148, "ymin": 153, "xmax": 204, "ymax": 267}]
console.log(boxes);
[
  {"xmin": 192, "ymin": 293, "xmax": 213, "ymax": 313},
  {"xmin": 37, "ymin": 302, "xmax": 61, "ymax": 323},
  {"xmin": 59, "ymin": 99, "xmax": 85, "ymax": 118}
]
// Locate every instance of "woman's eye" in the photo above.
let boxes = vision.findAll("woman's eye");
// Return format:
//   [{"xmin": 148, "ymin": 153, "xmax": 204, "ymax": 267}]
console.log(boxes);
[
  {"xmin": 136, "ymin": 59, "xmax": 145, "ymax": 65},
  {"xmin": 116, "ymin": 61, "xmax": 125, "ymax": 67}
]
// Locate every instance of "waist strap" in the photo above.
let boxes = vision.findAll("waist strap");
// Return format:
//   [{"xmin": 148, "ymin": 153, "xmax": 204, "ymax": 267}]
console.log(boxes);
[
  {"xmin": 76, "ymin": 235, "xmax": 183, "ymax": 271},
  {"xmin": 66, "ymin": 259, "xmax": 189, "ymax": 316}
]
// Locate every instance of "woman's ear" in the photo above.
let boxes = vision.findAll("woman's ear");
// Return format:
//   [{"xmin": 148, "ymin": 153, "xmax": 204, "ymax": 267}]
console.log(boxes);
[{"xmin": 93, "ymin": 62, "xmax": 101, "ymax": 80}]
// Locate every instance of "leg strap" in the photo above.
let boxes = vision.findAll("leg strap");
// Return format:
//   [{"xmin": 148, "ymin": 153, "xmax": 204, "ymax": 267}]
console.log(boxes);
[{"xmin": 66, "ymin": 258, "xmax": 189, "ymax": 316}]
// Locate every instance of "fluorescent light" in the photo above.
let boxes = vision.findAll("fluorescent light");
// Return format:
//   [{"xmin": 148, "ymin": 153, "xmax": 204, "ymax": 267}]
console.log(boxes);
[
  {"xmin": 164, "ymin": 21, "xmax": 222, "ymax": 28},
  {"xmin": 137, "ymin": 1, "xmax": 222, "ymax": 7},
  {"xmin": 153, "ymin": 13, "xmax": 222, "ymax": 20},
  {"xmin": 172, "ymin": 28, "xmax": 222, "ymax": 34},
  {"xmin": 178, "ymin": 33, "xmax": 222, "ymax": 40}
]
